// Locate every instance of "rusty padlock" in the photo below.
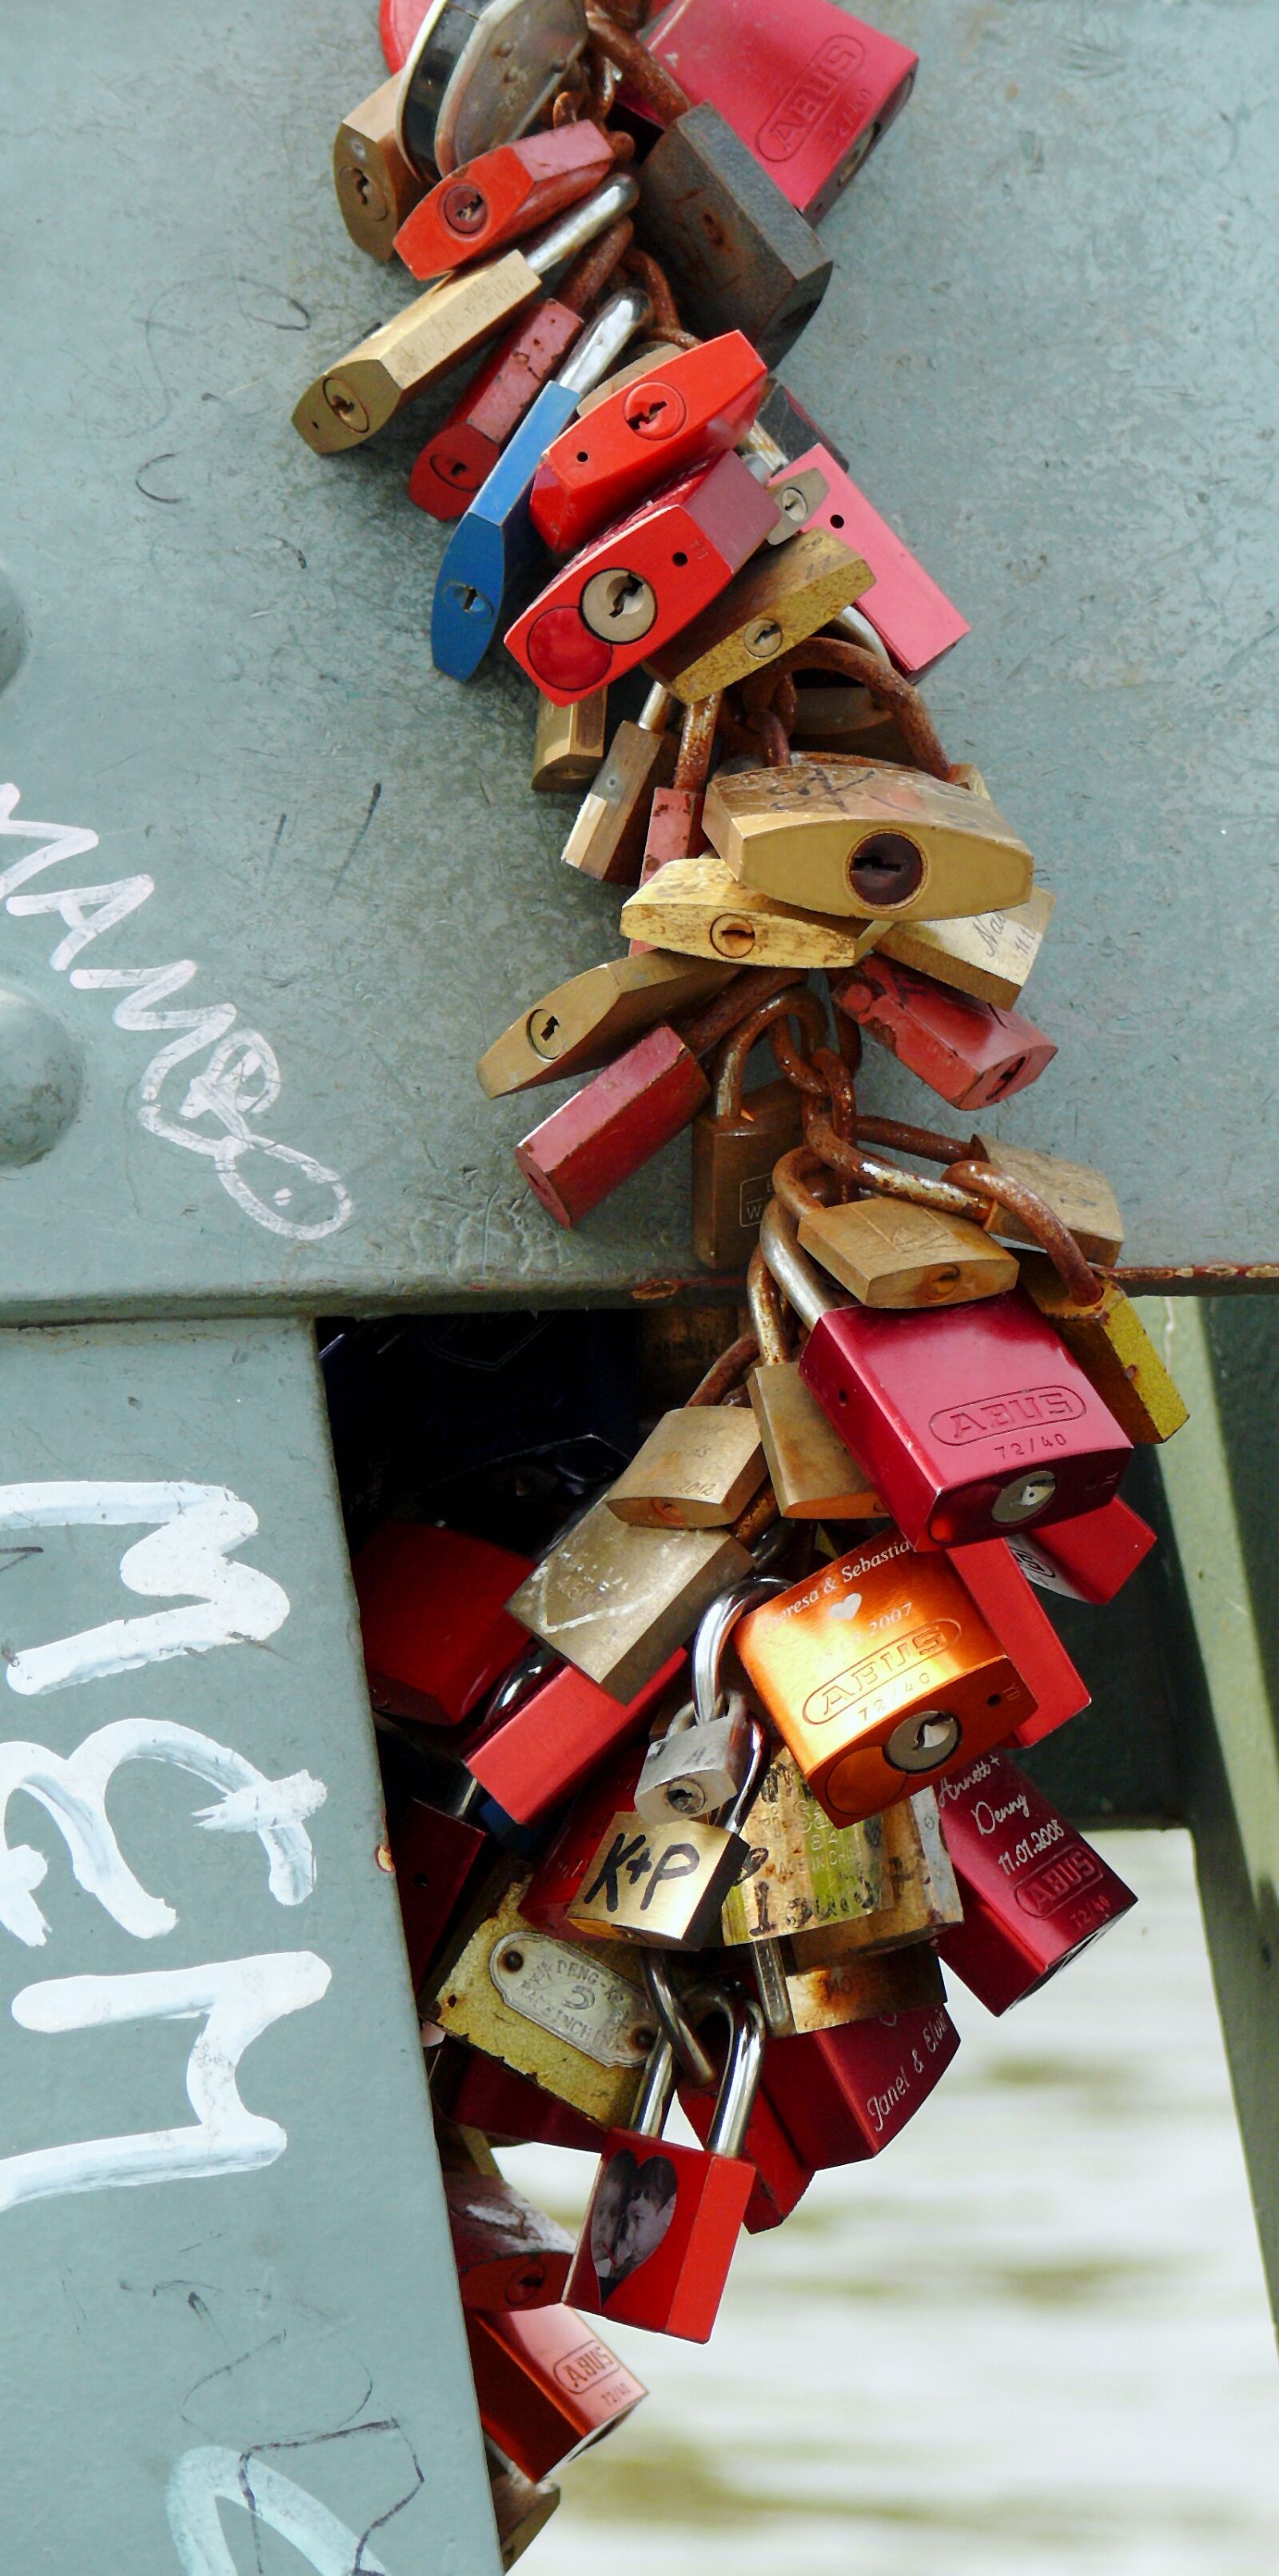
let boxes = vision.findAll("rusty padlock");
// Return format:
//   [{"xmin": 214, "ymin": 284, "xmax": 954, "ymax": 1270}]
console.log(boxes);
[{"xmin": 691, "ymin": 986, "xmax": 827, "ymax": 1270}]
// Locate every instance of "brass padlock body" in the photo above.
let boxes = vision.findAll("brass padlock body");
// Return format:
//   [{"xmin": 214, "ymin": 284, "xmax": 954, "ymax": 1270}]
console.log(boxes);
[
  {"xmin": 507, "ymin": 1498, "xmax": 751, "ymax": 1702},
  {"xmin": 797, "ymin": 1196, "xmax": 1019, "ymax": 1309},
  {"xmin": 567, "ymin": 1808, "xmax": 750, "ymax": 1949},
  {"xmin": 620, "ymin": 854, "xmax": 886, "ymax": 969},
  {"xmin": 560, "ymin": 717, "xmax": 678, "ymax": 883},
  {"xmin": 644, "ymin": 528, "xmax": 873, "ymax": 704},
  {"xmin": 430, "ymin": 1879, "xmax": 657, "ymax": 2127},
  {"xmin": 477, "ymin": 951, "xmax": 733, "ymax": 1098},
  {"xmin": 969, "ymin": 1136, "xmax": 1125, "ymax": 1266},
  {"xmin": 879, "ymin": 886, "xmax": 1055, "ymax": 1008},
  {"xmin": 691, "ymin": 1074, "xmax": 807, "ymax": 1271},
  {"xmin": 293, "ymin": 252, "xmax": 539, "ymax": 453},
  {"xmin": 532, "ymin": 688, "xmax": 609, "ymax": 791},
  {"xmin": 719, "ymin": 1747, "xmax": 881, "ymax": 1944},
  {"xmin": 704, "ymin": 758, "xmax": 1035, "ymax": 923},
  {"xmin": 606, "ymin": 1407, "xmax": 767, "ymax": 1528},
  {"xmin": 1019, "ymin": 1257, "xmax": 1188, "ymax": 1443},
  {"xmin": 747, "ymin": 1360, "xmax": 885, "ymax": 1519}
]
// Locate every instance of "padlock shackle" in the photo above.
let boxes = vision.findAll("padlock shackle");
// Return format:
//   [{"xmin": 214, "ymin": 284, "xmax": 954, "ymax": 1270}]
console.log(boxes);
[
  {"xmin": 643, "ymin": 1955, "xmax": 718, "ymax": 2089},
  {"xmin": 771, "ymin": 1142, "xmax": 840, "ymax": 1226},
  {"xmin": 585, "ymin": 7, "xmax": 692, "ymax": 126},
  {"xmin": 628, "ymin": 2028, "xmax": 679, "ymax": 2139},
  {"xmin": 687, "ymin": 1332, "xmax": 758, "ymax": 1408},
  {"xmin": 711, "ymin": 987, "xmax": 827, "ymax": 1126},
  {"xmin": 943, "ymin": 1161, "xmax": 1104, "ymax": 1308},
  {"xmin": 557, "ymin": 212, "xmax": 636, "ymax": 316},
  {"xmin": 746, "ymin": 1243, "xmax": 791, "ymax": 1366},
  {"xmin": 855, "ymin": 1111, "xmax": 982, "ymax": 1166},
  {"xmin": 759, "ymin": 1195, "xmax": 852, "ymax": 1329},
  {"xmin": 673, "ymin": 693, "xmax": 723, "ymax": 792},
  {"xmin": 722, "ymin": 1715, "xmax": 770, "ymax": 1832},
  {"xmin": 620, "ymin": 244, "xmax": 694, "ymax": 345},
  {"xmin": 677, "ymin": 966, "xmax": 806, "ymax": 1063},
  {"xmin": 692, "ymin": 1578, "xmax": 787, "ymax": 1723},
  {"xmin": 527, "ymin": 167, "xmax": 640, "ymax": 278},
  {"xmin": 479, "ymin": 1636, "xmax": 561, "ymax": 1725},
  {"xmin": 705, "ymin": 1990, "xmax": 767, "ymax": 2161},
  {"xmin": 556, "ymin": 282, "xmax": 652, "ymax": 397}
]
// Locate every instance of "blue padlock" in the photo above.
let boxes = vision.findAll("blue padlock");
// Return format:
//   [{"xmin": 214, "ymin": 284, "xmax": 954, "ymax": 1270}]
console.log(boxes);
[{"xmin": 431, "ymin": 280, "xmax": 651, "ymax": 679}]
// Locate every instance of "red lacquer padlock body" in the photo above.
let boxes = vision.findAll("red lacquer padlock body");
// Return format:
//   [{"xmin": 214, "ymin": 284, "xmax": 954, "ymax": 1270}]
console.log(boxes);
[
  {"xmin": 679, "ymin": 2059, "xmax": 812, "ymax": 2233},
  {"xmin": 520, "ymin": 1741, "xmax": 648, "ymax": 1934},
  {"xmin": 946, "ymin": 1536, "xmax": 1090, "ymax": 1749},
  {"xmin": 505, "ymin": 453, "xmax": 781, "ymax": 704},
  {"xmin": 1007, "ymin": 1493, "xmax": 1157, "ymax": 1604},
  {"xmin": 529, "ymin": 331, "xmax": 769, "ymax": 553},
  {"xmin": 799, "ymin": 1291, "xmax": 1133, "ymax": 1549},
  {"xmin": 409, "ymin": 298, "xmax": 583, "ymax": 518},
  {"xmin": 466, "ymin": 2303, "xmax": 647, "ymax": 2482},
  {"xmin": 431, "ymin": 2040, "xmax": 607, "ymax": 2152},
  {"xmin": 641, "ymin": 0, "xmax": 918, "ymax": 223},
  {"xmin": 772, "ymin": 441, "xmax": 967, "ymax": 674},
  {"xmin": 763, "ymin": 2003, "xmax": 960, "ymax": 2164},
  {"xmin": 467, "ymin": 1649, "xmax": 686, "ymax": 1824},
  {"xmin": 381, "ymin": 0, "xmax": 428, "ymax": 73},
  {"xmin": 355, "ymin": 1521, "xmax": 533, "ymax": 1721},
  {"xmin": 936, "ymin": 1749, "xmax": 1137, "ymax": 2012},
  {"xmin": 446, "ymin": 2171, "xmax": 575, "ymax": 2311},
  {"xmin": 396, "ymin": 124, "xmax": 615, "ymax": 277},
  {"xmin": 565, "ymin": 2127, "xmax": 755, "ymax": 2341},
  {"xmin": 387, "ymin": 1792, "xmax": 493, "ymax": 1988},
  {"xmin": 835, "ymin": 956, "xmax": 1056, "ymax": 1111},
  {"xmin": 515, "ymin": 1022, "xmax": 711, "ymax": 1226}
]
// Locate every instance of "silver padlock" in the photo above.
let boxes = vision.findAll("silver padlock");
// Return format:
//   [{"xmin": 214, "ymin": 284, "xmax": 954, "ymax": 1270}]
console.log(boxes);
[{"xmin": 634, "ymin": 1688, "xmax": 756, "ymax": 1824}]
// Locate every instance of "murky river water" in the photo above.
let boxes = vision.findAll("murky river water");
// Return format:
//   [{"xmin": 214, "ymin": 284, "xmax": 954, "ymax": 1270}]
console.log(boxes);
[{"xmin": 503, "ymin": 1831, "xmax": 1279, "ymax": 2574}]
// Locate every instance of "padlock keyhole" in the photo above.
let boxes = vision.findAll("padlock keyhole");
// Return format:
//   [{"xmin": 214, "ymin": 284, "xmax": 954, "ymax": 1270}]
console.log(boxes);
[{"xmin": 846, "ymin": 831, "xmax": 925, "ymax": 909}]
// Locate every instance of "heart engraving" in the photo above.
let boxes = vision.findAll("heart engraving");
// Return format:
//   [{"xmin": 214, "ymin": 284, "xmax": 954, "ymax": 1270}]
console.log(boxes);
[{"xmin": 589, "ymin": 2147, "xmax": 679, "ymax": 2300}]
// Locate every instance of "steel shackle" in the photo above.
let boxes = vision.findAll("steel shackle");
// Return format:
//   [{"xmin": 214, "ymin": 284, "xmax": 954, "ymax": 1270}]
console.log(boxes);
[
  {"xmin": 636, "ymin": 1968, "xmax": 766, "ymax": 2160},
  {"xmin": 691, "ymin": 1576, "xmax": 787, "ymax": 1725}
]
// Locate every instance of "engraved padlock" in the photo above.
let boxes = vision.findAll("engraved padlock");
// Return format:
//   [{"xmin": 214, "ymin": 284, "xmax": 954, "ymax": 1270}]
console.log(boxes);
[{"xmin": 566, "ymin": 1713, "xmax": 770, "ymax": 1948}]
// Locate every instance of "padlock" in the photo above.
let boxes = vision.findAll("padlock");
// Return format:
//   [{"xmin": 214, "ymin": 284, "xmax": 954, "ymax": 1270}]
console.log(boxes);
[
  {"xmin": 634, "ymin": 1687, "xmax": 756, "ymax": 1824},
  {"xmin": 476, "ymin": 947, "xmax": 731, "ymax": 1095},
  {"xmin": 835, "ymin": 955, "xmax": 1057, "ymax": 1111},
  {"xmin": 430, "ymin": 2037, "xmax": 607, "ymax": 2151},
  {"xmin": 564, "ymin": 1988, "xmax": 765, "ymax": 2338},
  {"xmin": 645, "ymin": 526, "xmax": 874, "ymax": 704},
  {"xmin": 753, "ymin": 376, "xmax": 850, "ymax": 469},
  {"xmin": 935, "ymin": 1749, "xmax": 1138, "ymax": 2013},
  {"xmin": 395, "ymin": 120, "xmax": 617, "ymax": 277},
  {"xmin": 719, "ymin": 1739, "xmax": 883, "ymax": 1941},
  {"xmin": 743, "ymin": 1246, "xmax": 884, "ymax": 1521},
  {"xmin": 965, "ymin": 1135, "xmax": 1124, "ymax": 1266},
  {"xmin": 877, "ymin": 884, "xmax": 1055, "ymax": 1010},
  {"xmin": 640, "ymin": 0, "xmax": 918, "ymax": 223},
  {"xmin": 293, "ymin": 165, "xmax": 636, "ymax": 453},
  {"xmin": 520, "ymin": 1737, "xmax": 649, "ymax": 1936},
  {"xmin": 355, "ymin": 1521, "xmax": 534, "ymax": 1722},
  {"xmin": 560, "ymin": 684, "xmax": 679, "ymax": 883},
  {"xmin": 484, "ymin": 2438, "xmax": 560, "ymax": 2570},
  {"xmin": 433, "ymin": 279, "xmax": 651, "ymax": 677},
  {"xmin": 398, "ymin": 0, "xmax": 590, "ymax": 179},
  {"xmin": 334, "ymin": 76, "xmax": 427, "ymax": 261},
  {"xmin": 529, "ymin": 330, "xmax": 770, "ymax": 553},
  {"xmin": 762, "ymin": 1999, "xmax": 960, "ymax": 2166},
  {"xmin": 467, "ymin": 1645, "xmax": 687, "ymax": 1824},
  {"xmin": 508, "ymin": 1493, "xmax": 752, "ymax": 1700},
  {"xmin": 512, "ymin": 966, "xmax": 801, "ymax": 1226},
  {"xmin": 466, "ymin": 2300, "xmax": 646, "ymax": 2484},
  {"xmin": 444, "ymin": 2163, "xmax": 575, "ymax": 2309},
  {"xmin": 637, "ymin": 103, "xmax": 832, "ymax": 362},
  {"xmin": 531, "ymin": 686, "xmax": 609, "ymax": 789},
  {"xmin": 505, "ymin": 449, "xmax": 783, "ymax": 702},
  {"xmin": 566, "ymin": 1715, "xmax": 768, "ymax": 1948},
  {"xmin": 576, "ymin": 343, "xmax": 687, "ymax": 417},
  {"xmin": 1014, "ymin": 1254, "xmax": 1189, "ymax": 1445},
  {"xmin": 691, "ymin": 985, "xmax": 827, "ymax": 1271},
  {"xmin": 836, "ymin": 1787, "xmax": 964, "ymax": 1955},
  {"xmin": 620, "ymin": 852, "xmax": 887, "ymax": 969},
  {"xmin": 383, "ymin": 1753, "xmax": 501, "ymax": 1988},
  {"xmin": 430, "ymin": 1876, "xmax": 659, "ymax": 2126},
  {"xmin": 607, "ymin": 1411, "xmax": 767, "ymax": 1528},
  {"xmin": 410, "ymin": 297, "xmax": 586, "ymax": 517},
  {"xmin": 704, "ymin": 757, "xmax": 1035, "ymax": 923},
  {"xmin": 783, "ymin": 1150, "xmax": 1020, "ymax": 1310},
  {"xmin": 943, "ymin": 1534, "xmax": 1090, "ymax": 1749},
  {"xmin": 763, "ymin": 1197, "xmax": 1133, "ymax": 1547},
  {"xmin": 1006, "ymin": 1493, "xmax": 1157, "ymax": 1605},
  {"xmin": 734, "ymin": 1524, "xmax": 1037, "ymax": 1825},
  {"xmin": 751, "ymin": 1921, "xmax": 946, "ymax": 2038},
  {"xmin": 757, "ymin": 442, "xmax": 968, "ymax": 675}
]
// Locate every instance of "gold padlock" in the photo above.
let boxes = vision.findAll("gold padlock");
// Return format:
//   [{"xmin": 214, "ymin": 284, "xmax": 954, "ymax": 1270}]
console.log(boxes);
[
  {"xmin": 831, "ymin": 1789, "xmax": 965, "ymax": 1957},
  {"xmin": 966, "ymin": 1134, "xmax": 1125, "ymax": 1266},
  {"xmin": 745, "ymin": 1246, "xmax": 885, "ymax": 1519},
  {"xmin": 430, "ymin": 1879, "xmax": 657, "ymax": 2128},
  {"xmin": 782, "ymin": 1146, "xmax": 1019, "ymax": 1308},
  {"xmin": 507, "ymin": 1498, "xmax": 751, "ymax": 1702},
  {"xmin": 606, "ymin": 1407, "xmax": 767, "ymax": 1529},
  {"xmin": 476, "ymin": 950, "xmax": 733, "ymax": 1098},
  {"xmin": 333, "ymin": 75, "xmax": 426, "ymax": 261},
  {"xmin": 567, "ymin": 1721, "xmax": 769, "ymax": 1950},
  {"xmin": 532, "ymin": 688, "xmax": 610, "ymax": 792},
  {"xmin": 703, "ymin": 757, "xmax": 1035, "ymax": 923},
  {"xmin": 751, "ymin": 1922, "xmax": 946, "ymax": 2038},
  {"xmin": 620, "ymin": 853, "xmax": 887, "ymax": 969},
  {"xmin": 560, "ymin": 684, "xmax": 677, "ymax": 882},
  {"xmin": 719, "ymin": 1743, "xmax": 881, "ymax": 1944},
  {"xmin": 644, "ymin": 528, "xmax": 873, "ymax": 704},
  {"xmin": 1017, "ymin": 1254, "xmax": 1189, "ymax": 1443},
  {"xmin": 877, "ymin": 885, "xmax": 1055, "ymax": 1008}
]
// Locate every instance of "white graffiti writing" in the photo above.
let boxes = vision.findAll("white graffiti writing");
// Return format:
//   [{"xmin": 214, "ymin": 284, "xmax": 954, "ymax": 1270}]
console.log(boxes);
[{"xmin": 167, "ymin": 2447, "xmax": 390, "ymax": 2576}]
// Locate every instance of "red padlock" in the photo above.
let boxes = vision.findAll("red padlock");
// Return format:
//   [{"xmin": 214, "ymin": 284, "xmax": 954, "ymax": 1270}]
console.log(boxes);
[
  {"xmin": 505, "ymin": 451, "xmax": 782, "ymax": 704},
  {"xmin": 354, "ymin": 1521, "xmax": 533, "ymax": 1722},
  {"xmin": 381, "ymin": 0, "xmax": 428, "ymax": 72},
  {"xmin": 763, "ymin": 2001, "xmax": 960, "ymax": 2165},
  {"xmin": 564, "ymin": 1991, "xmax": 763, "ymax": 2340},
  {"xmin": 430, "ymin": 2039, "xmax": 607, "ymax": 2152},
  {"xmin": 671, "ymin": 1977, "xmax": 813, "ymax": 2232},
  {"xmin": 396, "ymin": 123, "xmax": 617, "ymax": 277},
  {"xmin": 935, "ymin": 1749, "xmax": 1138, "ymax": 2012},
  {"xmin": 467, "ymin": 1647, "xmax": 687, "ymax": 1824},
  {"xmin": 445, "ymin": 2169, "xmax": 575, "ymax": 2311},
  {"xmin": 641, "ymin": 0, "xmax": 918, "ymax": 223},
  {"xmin": 1006, "ymin": 1493, "xmax": 1157, "ymax": 1605},
  {"xmin": 409, "ymin": 298, "xmax": 584, "ymax": 517},
  {"xmin": 529, "ymin": 331, "xmax": 769, "ymax": 553},
  {"xmin": 769, "ymin": 442, "xmax": 968, "ymax": 675},
  {"xmin": 763, "ymin": 1202, "xmax": 1133, "ymax": 1550},
  {"xmin": 520, "ymin": 1739, "xmax": 648, "ymax": 1934},
  {"xmin": 466, "ymin": 2302, "xmax": 647, "ymax": 2482},
  {"xmin": 945, "ymin": 1535, "xmax": 1090, "ymax": 1749},
  {"xmin": 386, "ymin": 1785, "xmax": 495, "ymax": 1988},
  {"xmin": 835, "ymin": 955, "xmax": 1057, "ymax": 1111}
]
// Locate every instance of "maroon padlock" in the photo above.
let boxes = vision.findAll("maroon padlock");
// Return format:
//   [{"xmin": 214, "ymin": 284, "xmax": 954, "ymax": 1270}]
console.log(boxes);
[
  {"xmin": 763, "ymin": 2001, "xmax": 960, "ymax": 2165},
  {"xmin": 946, "ymin": 1535, "xmax": 1091, "ymax": 1750},
  {"xmin": 431, "ymin": 2039, "xmax": 608, "ymax": 2153},
  {"xmin": 354, "ymin": 1521, "xmax": 533, "ymax": 1722},
  {"xmin": 835, "ymin": 955, "xmax": 1057, "ymax": 1111},
  {"xmin": 445, "ymin": 2169, "xmax": 575, "ymax": 2311},
  {"xmin": 936, "ymin": 1749, "xmax": 1138, "ymax": 2012},
  {"xmin": 1007, "ymin": 1493, "xmax": 1157, "ymax": 1605},
  {"xmin": 386, "ymin": 1788, "xmax": 496, "ymax": 1989}
]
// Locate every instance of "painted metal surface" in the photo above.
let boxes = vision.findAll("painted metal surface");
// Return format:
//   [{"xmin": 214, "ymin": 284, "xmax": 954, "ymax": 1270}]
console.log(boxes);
[
  {"xmin": 0, "ymin": 0, "xmax": 1275, "ymax": 1313},
  {"xmin": 0, "ymin": 1316, "xmax": 500, "ymax": 2572}
]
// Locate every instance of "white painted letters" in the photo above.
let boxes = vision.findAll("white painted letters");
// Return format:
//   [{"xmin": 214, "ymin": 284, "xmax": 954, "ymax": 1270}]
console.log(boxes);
[{"xmin": 167, "ymin": 2447, "xmax": 390, "ymax": 2576}]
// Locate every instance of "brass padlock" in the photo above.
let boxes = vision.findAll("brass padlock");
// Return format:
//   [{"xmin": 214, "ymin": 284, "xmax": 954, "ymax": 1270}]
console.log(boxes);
[
  {"xmin": 620, "ymin": 853, "xmax": 887, "ymax": 969},
  {"xmin": 560, "ymin": 684, "xmax": 678, "ymax": 883},
  {"xmin": 1016, "ymin": 1254, "xmax": 1189, "ymax": 1445},
  {"xmin": 532, "ymin": 688, "xmax": 609, "ymax": 792},
  {"xmin": 691, "ymin": 987, "xmax": 827, "ymax": 1270},
  {"xmin": 334, "ymin": 75, "xmax": 426, "ymax": 261},
  {"xmin": 703, "ymin": 758, "xmax": 1035, "ymax": 923},
  {"xmin": 430, "ymin": 1878, "xmax": 658, "ymax": 2128},
  {"xmin": 644, "ymin": 528, "xmax": 873, "ymax": 704},
  {"xmin": 607, "ymin": 1409, "xmax": 767, "ymax": 1529},
  {"xmin": 831, "ymin": 1788, "xmax": 965, "ymax": 1957},
  {"xmin": 966, "ymin": 1134, "xmax": 1125, "ymax": 1266},
  {"xmin": 781, "ymin": 1149, "xmax": 1019, "ymax": 1309},
  {"xmin": 751, "ymin": 1923, "xmax": 946, "ymax": 2038},
  {"xmin": 878, "ymin": 886, "xmax": 1055, "ymax": 1010},
  {"xmin": 567, "ymin": 1717, "xmax": 770, "ymax": 1949},
  {"xmin": 719, "ymin": 1744, "xmax": 882, "ymax": 1944},
  {"xmin": 507, "ymin": 1497, "xmax": 752, "ymax": 1702},
  {"xmin": 745, "ymin": 1246, "xmax": 885, "ymax": 1520},
  {"xmin": 476, "ymin": 949, "xmax": 734, "ymax": 1098}
]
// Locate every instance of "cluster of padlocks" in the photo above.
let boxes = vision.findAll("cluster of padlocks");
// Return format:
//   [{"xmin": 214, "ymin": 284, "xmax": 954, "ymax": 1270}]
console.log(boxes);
[{"xmin": 297, "ymin": 0, "xmax": 1189, "ymax": 2560}]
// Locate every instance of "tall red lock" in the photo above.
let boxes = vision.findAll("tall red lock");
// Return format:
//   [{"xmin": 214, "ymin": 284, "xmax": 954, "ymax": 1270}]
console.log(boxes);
[
  {"xmin": 467, "ymin": 1647, "xmax": 687, "ymax": 1824},
  {"xmin": 640, "ymin": 0, "xmax": 918, "ymax": 223},
  {"xmin": 505, "ymin": 451, "xmax": 781, "ymax": 704},
  {"xmin": 935, "ymin": 1749, "xmax": 1138, "ymax": 2012},
  {"xmin": 1006, "ymin": 1493, "xmax": 1157, "ymax": 1605},
  {"xmin": 762, "ymin": 1202, "xmax": 1133, "ymax": 1549},
  {"xmin": 354, "ymin": 1521, "xmax": 532, "ymax": 1722},
  {"xmin": 945, "ymin": 1535, "xmax": 1091, "ymax": 1750},
  {"xmin": 529, "ymin": 331, "xmax": 769, "ymax": 554},
  {"xmin": 395, "ymin": 123, "xmax": 616, "ymax": 277},
  {"xmin": 385, "ymin": 1782, "xmax": 496, "ymax": 1989},
  {"xmin": 466, "ymin": 2302, "xmax": 647, "ymax": 2482},
  {"xmin": 769, "ymin": 441, "xmax": 967, "ymax": 675},
  {"xmin": 763, "ymin": 2000, "xmax": 960, "ymax": 2165},
  {"xmin": 835, "ymin": 955, "xmax": 1057, "ymax": 1111},
  {"xmin": 409, "ymin": 298, "xmax": 584, "ymax": 517},
  {"xmin": 667, "ymin": 1968, "xmax": 812, "ymax": 2233},
  {"xmin": 564, "ymin": 1991, "xmax": 764, "ymax": 2340}
]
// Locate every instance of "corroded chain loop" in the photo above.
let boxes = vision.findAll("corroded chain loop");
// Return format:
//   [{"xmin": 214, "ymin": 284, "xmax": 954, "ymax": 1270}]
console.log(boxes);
[
  {"xmin": 687, "ymin": 1333, "xmax": 759, "ymax": 1407},
  {"xmin": 855, "ymin": 1111, "xmax": 982, "ymax": 1165},
  {"xmin": 711, "ymin": 987, "xmax": 827, "ymax": 1127},
  {"xmin": 809, "ymin": 1043, "xmax": 857, "ymax": 1200},
  {"xmin": 769, "ymin": 1015, "xmax": 828, "ymax": 1099},
  {"xmin": 771, "ymin": 1144, "xmax": 841, "ymax": 1228},
  {"xmin": 752, "ymin": 707, "xmax": 791, "ymax": 769},
  {"xmin": 942, "ymin": 1162, "xmax": 1105, "ymax": 1308},
  {"xmin": 806, "ymin": 1113, "xmax": 979, "ymax": 1215},
  {"xmin": 673, "ymin": 693, "xmax": 723, "ymax": 792},
  {"xmin": 558, "ymin": 214, "xmax": 636, "ymax": 315},
  {"xmin": 750, "ymin": 636, "xmax": 952, "ymax": 780},
  {"xmin": 675, "ymin": 966, "xmax": 806, "ymax": 1060}
]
